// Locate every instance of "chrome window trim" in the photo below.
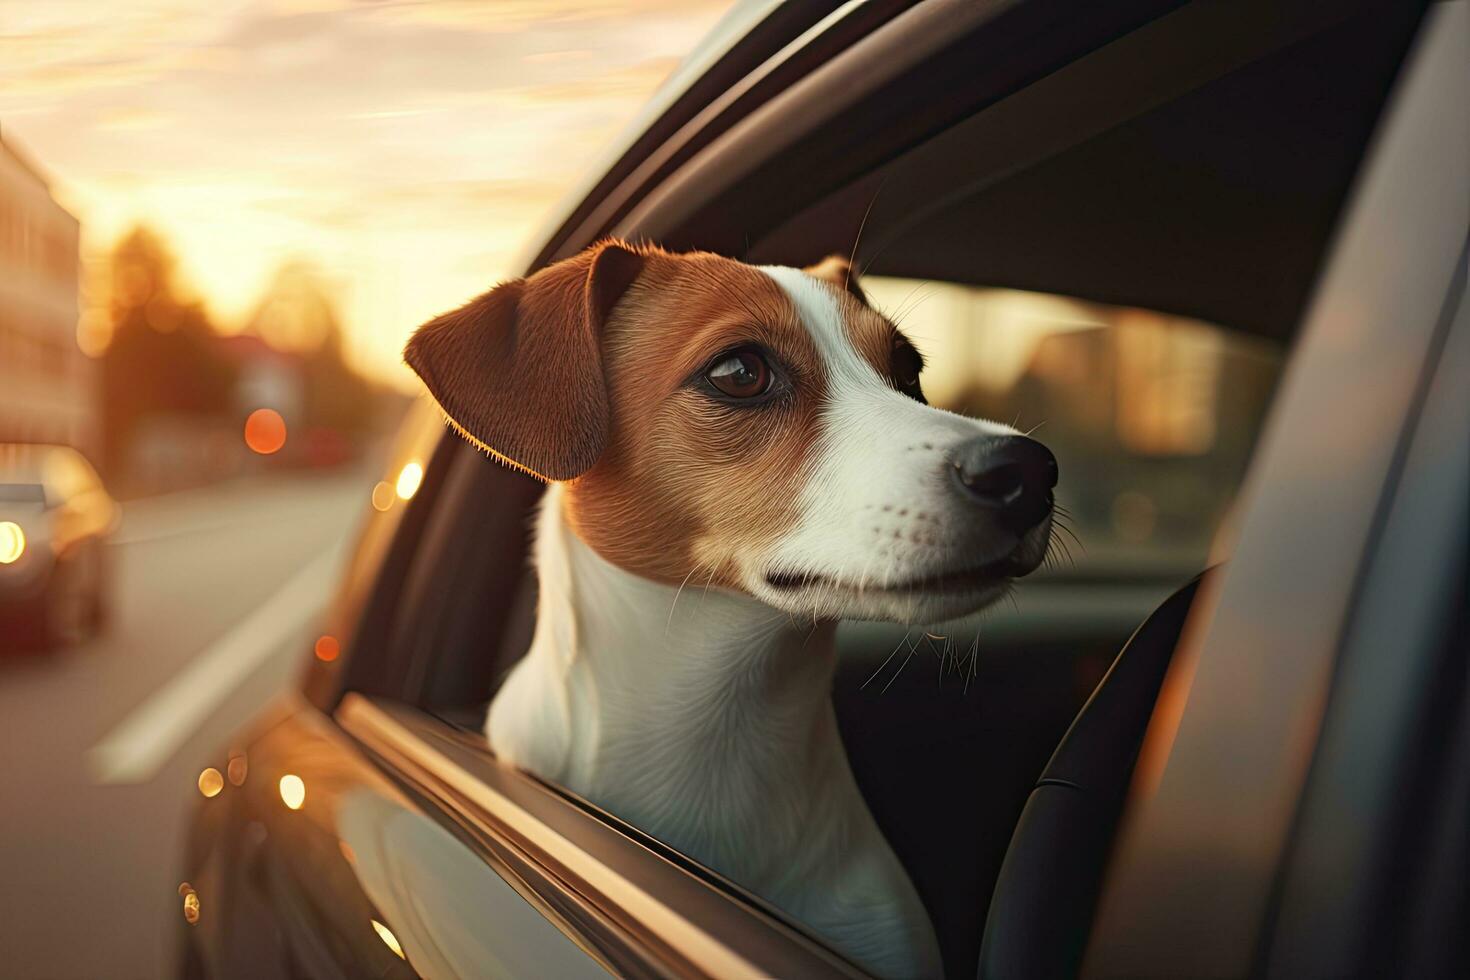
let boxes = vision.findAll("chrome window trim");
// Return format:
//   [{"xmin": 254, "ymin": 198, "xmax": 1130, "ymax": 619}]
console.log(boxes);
[{"xmin": 337, "ymin": 693, "xmax": 863, "ymax": 980}]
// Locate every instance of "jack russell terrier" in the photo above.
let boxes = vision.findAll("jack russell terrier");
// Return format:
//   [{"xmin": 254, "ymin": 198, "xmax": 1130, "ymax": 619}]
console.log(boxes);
[{"xmin": 405, "ymin": 241, "xmax": 1056, "ymax": 978}]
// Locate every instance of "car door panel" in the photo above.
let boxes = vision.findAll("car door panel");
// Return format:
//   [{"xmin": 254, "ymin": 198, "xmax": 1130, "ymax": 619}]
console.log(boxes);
[{"xmin": 181, "ymin": 699, "xmax": 602, "ymax": 980}]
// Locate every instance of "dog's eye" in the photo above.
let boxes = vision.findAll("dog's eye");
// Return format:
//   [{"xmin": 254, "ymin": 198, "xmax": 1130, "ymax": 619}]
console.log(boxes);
[
  {"xmin": 706, "ymin": 350, "xmax": 771, "ymax": 398},
  {"xmin": 892, "ymin": 341, "xmax": 926, "ymax": 404}
]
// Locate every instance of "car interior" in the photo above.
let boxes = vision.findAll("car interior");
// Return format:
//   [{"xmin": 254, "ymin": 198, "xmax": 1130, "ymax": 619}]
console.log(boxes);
[{"xmin": 338, "ymin": 1, "xmax": 1425, "ymax": 975}]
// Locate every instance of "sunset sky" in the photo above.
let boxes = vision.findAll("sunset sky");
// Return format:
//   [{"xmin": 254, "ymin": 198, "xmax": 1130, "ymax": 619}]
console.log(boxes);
[{"xmin": 0, "ymin": 0, "xmax": 735, "ymax": 387}]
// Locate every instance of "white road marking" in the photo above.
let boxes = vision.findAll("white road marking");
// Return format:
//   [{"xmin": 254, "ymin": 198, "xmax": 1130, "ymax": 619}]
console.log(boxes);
[
  {"xmin": 87, "ymin": 546, "xmax": 343, "ymax": 785},
  {"xmin": 109, "ymin": 516, "xmax": 247, "ymax": 546}
]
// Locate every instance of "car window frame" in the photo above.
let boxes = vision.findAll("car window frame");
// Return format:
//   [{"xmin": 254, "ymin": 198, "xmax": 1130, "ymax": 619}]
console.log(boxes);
[
  {"xmin": 327, "ymin": 2, "xmax": 1217, "ymax": 708},
  {"xmin": 304, "ymin": 398, "xmax": 458, "ymax": 711},
  {"xmin": 607, "ymin": 0, "xmax": 1420, "ymax": 263},
  {"xmin": 1267, "ymin": 238, "xmax": 1468, "ymax": 979},
  {"xmin": 314, "ymin": 0, "xmax": 1449, "ymax": 975},
  {"xmin": 337, "ymin": 0, "xmax": 1382, "ymax": 713}
]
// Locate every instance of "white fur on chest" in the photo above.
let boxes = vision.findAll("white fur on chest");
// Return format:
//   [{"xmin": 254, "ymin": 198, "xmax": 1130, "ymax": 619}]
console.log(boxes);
[{"xmin": 486, "ymin": 485, "xmax": 942, "ymax": 978}]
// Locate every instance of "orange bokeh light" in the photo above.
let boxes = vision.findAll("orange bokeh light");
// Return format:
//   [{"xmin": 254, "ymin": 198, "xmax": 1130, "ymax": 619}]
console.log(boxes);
[
  {"xmin": 395, "ymin": 461, "xmax": 424, "ymax": 500},
  {"xmin": 197, "ymin": 767, "xmax": 224, "ymax": 798},
  {"xmin": 314, "ymin": 634, "xmax": 340, "ymax": 662},
  {"xmin": 370, "ymin": 481, "xmax": 395, "ymax": 512},
  {"xmin": 244, "ymin": 409, "xmax": 287, "ymax": 455}
]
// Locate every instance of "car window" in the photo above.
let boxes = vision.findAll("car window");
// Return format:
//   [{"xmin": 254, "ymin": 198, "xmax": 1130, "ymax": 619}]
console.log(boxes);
[
  {"xmin": 860, "ymin": 277, "xmax": 1281, "ymax": 576},
  {"xmin": 384, "ymin": 275, "xmax": 1290, "ymax": 976},
  {"xmin": 351, "ymin": 2, "xmax": 1415, "ymax": 975}
]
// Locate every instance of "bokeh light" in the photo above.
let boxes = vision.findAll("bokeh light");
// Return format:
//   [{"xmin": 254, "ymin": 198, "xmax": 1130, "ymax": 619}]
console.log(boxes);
[
  {"xmin": 371, "ymin": 920, "xmax": 405, "ymax": 959},
  {"xmin": 179, "ymin": 883, "xmax": 200, "ymax": 925},
  {"xmin": 244, "ymin": 409, "xmax": 288, "ymax": 455},
  {"xmin": 395, "ymin": 461, "xmax": 424, "ymax": 500},
  {"xmin": 197, "ymin": 768, "xmax": 224, "ymax": 798},
  {"xmin": 314, "ymin": 635, "xmax": 340, "ymax": 662},
  {"xmin": 370, "ymin": 481, "xmax": 395, "ymax": 512},
  {"xmin": 0, "ymin": 522, "xmax": 25, "ymax": 564},
  {"xmin": 226, "ymin": 753, "xmax": 248, "ymax": 786},
  {"xmin": 279, "ymin": 774, "xmax": 306, "ymax": 810}
]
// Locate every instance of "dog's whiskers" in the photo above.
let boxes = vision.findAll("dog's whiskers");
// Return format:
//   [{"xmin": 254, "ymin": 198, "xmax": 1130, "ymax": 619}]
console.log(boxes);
[
  {"xmin": 886, "ymin": 282, "xmax": 938, "ymax": 332},
  {"xmin": 665, "ymin": 564, "xmax": 703, "ymax": 636},
  {"xmin": 863, "ymin": 627, "xmax": 913, "ymax": 689},
  {"xmin": 880, "ymin": 633, "xmax": 921, "ymax": 694},
  {"xmin": 963, "ymin": 630, "xmax": 981, "ymax": 694},
  {"xmin": 847, "ymin": 178, "xmax": 885, "ymax": 288}
]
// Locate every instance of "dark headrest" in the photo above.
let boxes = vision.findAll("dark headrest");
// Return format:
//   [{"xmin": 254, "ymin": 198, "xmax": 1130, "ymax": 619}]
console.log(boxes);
[{"xmin": 978, "ymin": 568, "xmax": 1216, "ymax": 980}]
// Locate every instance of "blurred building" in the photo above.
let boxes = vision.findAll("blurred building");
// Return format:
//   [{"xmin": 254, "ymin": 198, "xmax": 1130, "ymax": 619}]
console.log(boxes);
[
  {"xmin": 0, "ymin": 131, "xmax": 91, "ymax": 453},
  {"xmin": 864, "ymin": 275, "xmax": 1280, "ymax": 569}
]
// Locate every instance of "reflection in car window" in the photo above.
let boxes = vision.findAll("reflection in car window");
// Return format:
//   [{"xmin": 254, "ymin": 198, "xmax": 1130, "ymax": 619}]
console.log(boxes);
[{"xmin": 862, "ymin": 277, "xmax": 1281, "ymax": 574}]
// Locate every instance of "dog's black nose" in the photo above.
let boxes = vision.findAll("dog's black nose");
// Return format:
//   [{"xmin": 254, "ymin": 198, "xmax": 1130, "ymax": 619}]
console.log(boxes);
[{"xmin": 951, "ymin": 435, "xmax": 1057, "ymax": 532}]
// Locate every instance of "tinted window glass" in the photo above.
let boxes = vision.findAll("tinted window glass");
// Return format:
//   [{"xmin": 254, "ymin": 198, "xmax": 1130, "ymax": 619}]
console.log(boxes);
[{"xmin": 861, "ymin": 277, "xmax": 1281, "ymax": 574}]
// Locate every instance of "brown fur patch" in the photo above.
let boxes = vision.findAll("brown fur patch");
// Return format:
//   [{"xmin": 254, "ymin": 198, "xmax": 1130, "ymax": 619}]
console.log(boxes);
[
  {"xmin": 841, "ymin": 298, "xmax": 903, "ymax": 381},
  {"xmin": 565, "ymin": 250, "xmax": 827, "ymax": 589},
  {"xmin": 803, "ymin": 254, "xmax": 868, "ymax": 306},
  {"xmin": 403, "ymin": 240, "xmax": 644, "ymax": 480}
]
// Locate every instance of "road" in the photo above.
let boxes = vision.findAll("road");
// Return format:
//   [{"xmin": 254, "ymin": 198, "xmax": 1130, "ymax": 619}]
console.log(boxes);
[{"xmin": 0, "ymin": 468, "xmax": 373, "ymax": 980}]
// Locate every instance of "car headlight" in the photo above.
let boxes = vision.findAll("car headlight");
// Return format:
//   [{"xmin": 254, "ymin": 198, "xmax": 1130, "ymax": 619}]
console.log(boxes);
[{"xmin": 0, "ymin": 521, "xmax": 25, "ymax": 564}]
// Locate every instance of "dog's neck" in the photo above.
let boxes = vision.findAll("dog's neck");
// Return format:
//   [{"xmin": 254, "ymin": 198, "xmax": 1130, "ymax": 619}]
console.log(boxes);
[
  {"xmin": 487, "ymin": 484, "xmax": 940, "ymax": 975},
  {"xmin": 490, "ymin": 485, "xmax": 866, "ymax": 878}
]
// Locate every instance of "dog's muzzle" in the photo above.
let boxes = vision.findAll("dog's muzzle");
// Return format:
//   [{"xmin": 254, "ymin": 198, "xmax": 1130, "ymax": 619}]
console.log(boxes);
[{"xmin": 950, "ymin": 435, "xmax": 1058, "ymax": 536}]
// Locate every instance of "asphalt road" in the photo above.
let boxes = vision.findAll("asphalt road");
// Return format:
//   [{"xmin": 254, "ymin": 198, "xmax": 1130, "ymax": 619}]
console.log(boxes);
[{"xmin": 0, "ymin": 468, "xmax": 373, "ymax": 980}]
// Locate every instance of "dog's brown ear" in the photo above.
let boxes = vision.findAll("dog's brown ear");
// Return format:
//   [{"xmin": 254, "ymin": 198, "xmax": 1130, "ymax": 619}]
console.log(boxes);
[
  {"xmin": 804, "ymin": 255, "xmax": 868, "ymax": 305},
  {"xmin": 405, "ymin": 240, "xmax": 645, "ymax": 481}
]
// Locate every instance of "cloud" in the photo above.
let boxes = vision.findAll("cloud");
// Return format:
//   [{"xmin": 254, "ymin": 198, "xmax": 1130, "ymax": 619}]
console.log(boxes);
[
  {"xmin": 0, "ymin": 1, "xmax": 252, "ymax": 97},
  {"xmin": 505, "ymin": 55, "xmax": 681, "ymax": 104},
  {"xmin": 356, "ymin": 0, "xmax": 730, "ymax": 33},
  {"xmin": 0, "ymin": 0, "xmax": 737, "ymax": 386},
  {"xmin": 93, "ymin": 107, "xmax": 174, "ymax": 132}
]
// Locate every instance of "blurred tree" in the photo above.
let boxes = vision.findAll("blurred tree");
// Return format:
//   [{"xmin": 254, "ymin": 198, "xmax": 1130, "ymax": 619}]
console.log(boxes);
[
  {"xmin": 100, "ymin": 227, "xmax": 237, "ymax": 477},
  {"xmin": 245, "ymin": 260, "xmax": 377, "ymax": 435}
]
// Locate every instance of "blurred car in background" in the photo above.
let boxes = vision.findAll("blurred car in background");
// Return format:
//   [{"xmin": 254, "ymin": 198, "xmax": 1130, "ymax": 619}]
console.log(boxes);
[{"xmin": 0, "ymin": 443, "xmax": 118, "ymax": 650}]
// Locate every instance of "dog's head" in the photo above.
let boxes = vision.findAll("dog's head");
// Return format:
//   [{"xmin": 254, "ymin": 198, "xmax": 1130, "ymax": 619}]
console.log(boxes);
[{"xmin": 406, "ymin": 240, "xmax": 1055, "ymax": 623}]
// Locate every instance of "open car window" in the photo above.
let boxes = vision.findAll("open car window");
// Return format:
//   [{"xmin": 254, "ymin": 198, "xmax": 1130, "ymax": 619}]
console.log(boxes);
[{"xmin": 328, "ymin": 1, "xmax": 1428, "ymax": 976}]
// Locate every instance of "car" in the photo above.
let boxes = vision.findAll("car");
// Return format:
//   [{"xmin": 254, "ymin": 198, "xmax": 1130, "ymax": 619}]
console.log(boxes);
[
  {"xmin": 178, "ymin": 1, "xmax": 1467, "ymax": 978},
  {"xmin": 0, "ymin": 443, "xmax": 118, "ymax": 650}
]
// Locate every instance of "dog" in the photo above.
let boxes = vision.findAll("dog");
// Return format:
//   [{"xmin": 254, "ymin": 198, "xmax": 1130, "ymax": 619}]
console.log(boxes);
[{"xmin": 405, "ymin": 241, "xmax": 1056, "ymax": 978}]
